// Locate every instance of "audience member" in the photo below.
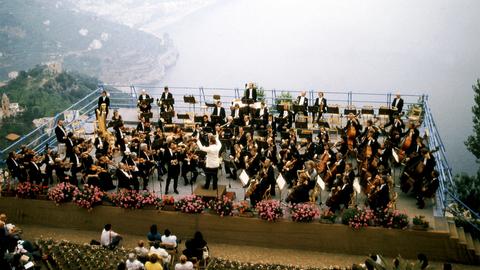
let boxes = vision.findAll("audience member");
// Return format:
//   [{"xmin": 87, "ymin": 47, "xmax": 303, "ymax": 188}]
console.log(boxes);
[
  {"xmin": 147, "ymin": 224, "xmax": 162, "ymax": 242},
  {"xmin": 101, "ymin": 224, "xmax": 122, "ymax": 250},
  {"xmin": 175, "ymin": 255, "xmax": 194, "ymax": 270},
  {"xmin": 161, "ymin": 229, "xmax": 177, "ymax": 249},
  {"xmin": 183, "ymin": 231, "xmax": 207, "ymax": 261},
  {"xmin": 145, "ymin": 254, "xmax": 163, "ymax": 270},
  {"xmin": 126, "ymin": 253, "xmax": 145, "ymax": 270}
]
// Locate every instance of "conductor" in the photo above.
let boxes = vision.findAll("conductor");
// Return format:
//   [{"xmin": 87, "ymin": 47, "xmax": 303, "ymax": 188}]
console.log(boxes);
[{"xmin": 196, "ymin": 131, "xmax": 222, "ymax": 190}]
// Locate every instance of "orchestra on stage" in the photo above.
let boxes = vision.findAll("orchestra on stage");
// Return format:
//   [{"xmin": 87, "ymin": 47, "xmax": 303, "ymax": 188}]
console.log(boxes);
[{"xmin": 5, "ymin": 83, "xmax": 439, "ymax": 213}]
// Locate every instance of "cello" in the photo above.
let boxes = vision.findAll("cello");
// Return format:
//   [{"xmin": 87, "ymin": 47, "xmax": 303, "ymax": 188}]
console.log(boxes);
[{"xmin": 345, "ymin": 113, "xmax": 360, "ymax": 152}]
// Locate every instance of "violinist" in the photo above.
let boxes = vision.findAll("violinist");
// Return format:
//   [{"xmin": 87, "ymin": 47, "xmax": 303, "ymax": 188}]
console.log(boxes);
[
  {"xmin": 266, "ymin": 115, "xmax": 276, "ymax": 136},
  {"xmin": 368, "ymin": 175, "xmax": 390, "ymax": 211},
  {"xmin": 245, "ymin": 147, "xmax": 260, "ymax": 177},
  {"xmin": 139, "ymin": 144, "xmax": 155, "ymax": 190},
  {"xmin": 255, "ymin": 101, "xmax": 269, "ymax": 126},
  {"xmin": 85, "ymin": 164, "xmax": 100, "ymax": 187},
  {"xmin": 6, "ymin": 152, "xmax": 22, "ymax": 181},
  {"xmin": 278, "ymin": 103, "xmax": 293, "ymax": 130},
  {"xmin": 27, "ymin": 155, "xmax": 43, "ymax": 185},
  {"xmin": 116, "ymin": 162, "xmax": 135, "ymax": 190},
  {"xmin": 391, "ymin": 93, "xmax": 404, "ymax": 115},
  {"xmin": 137, "ymin": 89, "xmax": 151, "ymax": 105},
  {"xmin": 182, "ymin": 148, "xmax": 199, "ymax": 186},
  {"xmin": 416, "ymin": 170, "xmax": 439, "ymax": 209},
  {"xmin": 313, "ymin": 91, "xmax": 328, "ymax": 123},
  {"xmin": 295, "ymin": 91, "xmax": 309, "ymax": 119},
  {"xmin": 286, "ymin": 171, "xmax": 313, "ymax": 204},
  {"xmin": 231, "ymin": 103, "xmax": 244, "ymax": 126},
  {"xmin": 94, "ymin": 131, "xmax": 109, "ymax": 156},
  {"xmin": 165, "ymin": 141, "xmax": 181, "ymax": 194},
  {"xmin": 70, "ymin": 147, "xmax": 82, "ymax": 185},
  {"xmin": 123, "ymin": 152, "xmax": 141, "ymax": 191},
  {"xmin": 136, "ymin": 117, "xmax": 149, "ymax": 133},
  {"xmin": 97, "ymin": 155, "xmax": 115, "ymax": 191},
  {"xmin": 54, "ymin": 158, "xmax": 70, "ymax": 183}
]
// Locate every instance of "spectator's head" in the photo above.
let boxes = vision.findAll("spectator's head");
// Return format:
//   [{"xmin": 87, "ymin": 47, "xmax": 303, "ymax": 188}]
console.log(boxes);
[
  {"xmin": 179, "ymin": 255, "xmax": 188, "ymax": 264},
  {"xmin": 137, "ymin": 240, "xmax": 145, "ymax": 248},
  {"xmin": 117, "ymin": 261, "xmax": 126, "ymax": 270},
  {"xmin": 164, "ymin": 86, "xmax": 169, "ymax": 92},
  {"xmin": 128, "ymin": 253, "xmax": 136, "ymax": 262},
  {"xmin": 153, "ymin": 241, "xmax": 160, "ymax": 249},
  {"xmin": 104, "ymin": 224, "xmax": 112, "ymax": 231},
  {"xmin": 417, "ymin": 253, "xmax": 428, "ymax": 270},
  {"xmin": 193, "ymin": 231, "xmax": 203, "ymax": 241},
  {"xmin": 149, "ymin": 253, "xmax": 159, "ymax": 263},
  {"xmin": 150, "ymin": 224, "xmax": 158, "ymax": 235},
  {"xmin": 164, "ymin": 229, "xmax": 171, "ymax": 237},
  {"xmin": 102, "ymin": 90, "xmax": 107, "ymax": 97},
  {"xmin": 0, "ymin": 213, "xmax": 6, "ymax": 222}
]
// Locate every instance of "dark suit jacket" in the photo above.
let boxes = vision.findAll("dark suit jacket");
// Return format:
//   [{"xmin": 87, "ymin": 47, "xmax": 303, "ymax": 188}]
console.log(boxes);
[
  {"xmin": 314, "ymin": 97, "xmax": 328, "ymax": 112},
  {"xmin": 296, "ymin": 96, "xmax": 309, "ymax": 107},
  {"xmin": 391, "ymin": 98, "xmax": 404, "ymax": 113},
  {"xmin": 55, "ymin": 126, "xmax": 67, "ymax": 143},
  {"xmin": 255, "ymin": 107, "xmax": 269, "ymax": 122},
  {"xmin": 243, "ymin": 88, "xmax": 257, "ymax": 101},
  {"xmin": 161, "ymin": 92, "xmax": 173, "ymax": 101},
  {"xmin": 163, "ymin": 149, "xmax": 180, "ymax": 175},
  {"xmin": 98, "ymin": 96, "xmax": 110, "ymax": 109},
  {"xmin": 28, "ymin": 161, "xmax": 42, "ymax": 181}
]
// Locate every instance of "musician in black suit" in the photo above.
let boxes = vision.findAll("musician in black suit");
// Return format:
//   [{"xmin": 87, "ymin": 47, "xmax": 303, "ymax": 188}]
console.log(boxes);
[
  {"xmin": 313, "ymin": 91, "xmax": 328, "ymax": 122},
  {"xmin": 231, "ymin": 104, "xmax": 244, "ymax": 126},
  {"xmin": 391, "ymin": 93, "xmax": 404, "ymax": 115},
  {"xmin": 139, "ymin": 144, "xmax": 155, "ymax": 190},
  {"xmin": 243, "ymin": 83, "xmax": 257, "ymax": 102},
  {"xmin": 65, "ymin": 132, "xmax": 76, "ymax": 158},
  {"xmin": 42, "ymin": 149, "xmax": 55, "ymax": 184},
  {"xmin": 295, "ymin": 91, "xmax": 309, "ymax": 119},
  {"xmin": 94, "ymin": 131, "xmax": 108, "ymax": 156},
  {"xmin": 114, "ymin": 126, "xmax": 126, "ymax": 152},
  {"xmin": 278, "ymin": 104, "xmax": 293, "ymax": 130},
  {"xmin": 69, "ymin": 147, "xmax": 82, "ymax": 186},
  {"xmin": 401, "ymin": 122, "xmax": 420, "ymax": 155},
  {"xmin": 212, "ymin": 101, "xmax": 226, "ymax": 125},
  {"xmin": 55, "ymin": 119, "xmax": 68, "ymax": 144},
  {"xmin": 369, "ymin": 176, "xmax": 390, "ymax": 211},
  {"xmin": 6, "ymin": 152, "xmax": 21, "ymax": 181},
  {"xmin": 27, "ymin": 158, "xmax": 43, "ymax": 185},
  {"xmin": 160, "ymin": 86, "xmax": 174, "ymax": 110},
  {"xmin": 137, "ymin": 89, "xmax": 151, "ymax": 105},
  {"xmin": 164, "ymin": 142, "xmax": 181, "ymax": 194},
  {"xmin": 255, "ymin": 101, "xmax": 269, "ymax": 123},
  {"xmin": 116, "ymin": 163, "xmax": 135, "ymax": 190},
  {"xmin": 98, "ymin": 90, "xmax": 110, "ymax": 117}
]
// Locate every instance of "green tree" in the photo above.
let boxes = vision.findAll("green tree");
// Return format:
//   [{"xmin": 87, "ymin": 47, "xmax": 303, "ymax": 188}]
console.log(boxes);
[{"xmin": 465, "ymin": 79, "xmax": 480, "ymax": 159}]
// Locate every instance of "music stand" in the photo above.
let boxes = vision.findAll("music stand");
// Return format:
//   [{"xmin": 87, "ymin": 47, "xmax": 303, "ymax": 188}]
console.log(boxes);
[
  {"xmin": 205, "ymin": 102, "xmax": 216, "ymax": 108},
  {"xmin": 177, "ymin": 114, "xmax": 190, "ymax": 120},
  {"xmin": 308, "ymin": 106, "xmax": 318, "ymax": 113},
  {"xmin": 276, "ymin": 174, "xmax": 287, "ymax": 202},
  {"xmin": 318, "ymin": 121, "xmax": 330, "ymax": 129},
  {"xmin": 293, "ymin": 105, "xmax": 306, "ymax": 113},
  {"xmin": 256, "ymin": 129, "xmax": 268, "ymax": 138},
  {"xmin": 298, "ymin": 130, "xmax": 312, "ymax": 139},
  {"xmin": 326, "ymin": 106, "xmax": 339, "ymax": 114},
  {"xmin": 161, "ymin": 111, "xmax": 174, "ymax": 121},
  {"xmin": 253, "ymin": 118, "xmax": 264, "ymax": 127},
  {"xmin": 344, "ymin": 108, "xmax": 357, "ymax": 115},
  {"xmin": 378, "ymin": 107, "xmax": 391, "ymax": 116},
  {"xmin": 361, "ymin": 108, "xmax": 374, "ymax": 115},
  {"xmin": 194, "ymin": 116, "xmax": 204, "ymax": 123},
  {"xmin": 295, "ymin": 121, "xmax": 307, "ymax": 129},
  {"xmin": 184, "ymin": 95, "xmax": 196, "ymax": 112}
]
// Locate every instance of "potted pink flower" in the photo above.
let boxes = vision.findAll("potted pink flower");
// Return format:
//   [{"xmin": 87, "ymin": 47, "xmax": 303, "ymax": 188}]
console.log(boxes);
[
  {"xmin": 48, "ymin": 182, "xmax": 79, "ymax": 205},
  {"xmin": 16, "ymin": 182, "xmax": 43, "ymax": 199},
  {"xmin": 209, "ymin": 196, "xmax": 234, "ymax": 217},
  {"xmin": 289, "ymin": 203, "xmax": 320, "ymax": 222},
  {"xmin": 175, "ymin": 195, "xmax": 206, "ymax": 214},
  {"xmin": 72, "ymin": 184, "xmax": 104, "ymax": 210},
  {"xmin": 255, "ymin": 199, "xmax": 284, "ymax": 222}
]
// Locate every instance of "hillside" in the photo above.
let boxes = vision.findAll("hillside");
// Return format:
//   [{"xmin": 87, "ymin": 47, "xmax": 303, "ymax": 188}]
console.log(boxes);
[
  {"xmin": 0, "ymin": 65, "xmax": 99, "ymax": 149},
  {"xmin": 0, "ymin": 0, "xmax": 176, "ymax": 85}
]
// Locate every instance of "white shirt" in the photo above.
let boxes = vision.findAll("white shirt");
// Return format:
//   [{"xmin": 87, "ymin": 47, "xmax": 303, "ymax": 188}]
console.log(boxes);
[
  {"xmin": 134, "ymin": 246, "xmax": 149, "ymax": 257},
  {"xmin": 175, "ymin": 261, "xmax": 194, "ymax": 270},
  {"xmin": 149, "ymin": 246, "xmax": 171, "ymax": 263},
  {"xmin": 299, "ymin": 96, "xmax": 305, "ymax": 105},
  {"xmin": 100, "ymin": 229, "xmax": 118, "ymax": 246},
  {"xmin": 161, "ymin": 235, "xmax": 177, "ymax": 248},
  {"xmin": 126, "ymin": 259, "xmax": 144, "ymax": 270},
  {"xmin": 196, "ymin": 135, "xmax": 222, "ymax": 168}
]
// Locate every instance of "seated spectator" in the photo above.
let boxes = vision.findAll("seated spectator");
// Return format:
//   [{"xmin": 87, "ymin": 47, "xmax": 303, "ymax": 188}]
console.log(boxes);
[
  {"xmin": 126, "ymin": 253, "xmax": 145, "ymax": 270},
  {"xmin": 145, "ymin": 254, "xmax": 163, "ymax": 270},
  {"xmin": 182, "ymin": 231, "xmax": 207, "ymax": 261},
  {"xmin": 149, "ymin": 242, "xmax": 170, "ymax": 267},
  {"xmin": 147, "ymin": 224, "xmax": 162, "ymax": 243},
  {"xmin": 135, "ymin": 240, "xmax": 149, "ymax": 263},
  {"xmin": 175, "ymin": 255, "xmax": 193, "ymax": 270},
  {"xmin": 161, "ymin": 229, "xmax": 177, "ymax": 249},
  {"xmin": 100, "ymin": 224, "xmax": 122, "ymax": 250}
]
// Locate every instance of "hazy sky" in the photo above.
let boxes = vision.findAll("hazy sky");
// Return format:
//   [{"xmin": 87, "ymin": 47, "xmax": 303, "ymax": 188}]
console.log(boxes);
[{"xmin": 158, "ymin": 0, "xmax": 480, "ymax": 174}]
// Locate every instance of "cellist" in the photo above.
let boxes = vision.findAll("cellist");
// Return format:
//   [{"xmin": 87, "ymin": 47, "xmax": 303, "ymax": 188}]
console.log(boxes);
[
  {"xmin": 344, "ymin": 113, "xmax": 361, "ymax": 152},
  {"xmin": 401, "ymin": 122, "xmax": 419, "ymax": 156}
]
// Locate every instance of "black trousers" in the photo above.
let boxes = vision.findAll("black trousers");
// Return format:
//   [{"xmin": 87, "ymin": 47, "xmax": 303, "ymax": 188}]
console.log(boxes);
[
  {"xmin": 166, "ymin": 167, "xmax": 180, "ymax": 193},
  {"xmin": 204, "ymin": 167, "xmax": 219, "ymax": 190}
]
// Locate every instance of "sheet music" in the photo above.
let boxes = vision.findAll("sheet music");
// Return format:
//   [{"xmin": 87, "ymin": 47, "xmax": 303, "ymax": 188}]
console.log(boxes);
[
  {"xmin": 353, "ymin": 177, "xmax": 362, "ymax": 194},
  {"xmin": 316, "ymin": 175, "xmax": 325, "ymax": 190},
  {"xmin": 392, "ymin": 150, "xmax": 399, "ymax": 163},
  {"xmin": 276, "ymin": 174, "xmax": 286, "ymax": 190},
  {"xmin": 239, "ymin": 170, "xmax": 249, "ymax": 186}
]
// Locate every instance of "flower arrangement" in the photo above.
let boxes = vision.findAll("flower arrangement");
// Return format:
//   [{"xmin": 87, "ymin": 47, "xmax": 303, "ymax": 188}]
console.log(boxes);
[
  {"xmin": 376, "ymin": 209, "xmax": 410, "ymax": 229},
  {"xmin": 162, "ymin": 195, "xmax": 175, "ymax": 206},
  {"xmin": 175, "ymin": 195, "xmax": 206, "ymax": 214},
  {"xmin": 139, "ymin": 190, "xmax": 160, "ymax": 208},
  {"xmin": 412, "ymin": 215, "xmax": 429, "ymax": 229},
  {"xmin": 289, "ymin": 203, "xmax": 320, "ymax": 222},
  {"xmin": 73, "ymin": 184, "xmax": 104, "ymax": 209},
  {"xmin": 234, "ymin": 200, "xmax": 253, "ymax": 214},
  {"xmin": 319, "ymin": 209, "xmax": 337, "ymax": 223},
  {"xmin": 348, "ymin": 208, "xmax": 376, "ymax": 229},
  {"xmin": 48, "ymin": 182, "xmax": 79, "ymax": 204},
  {"xmin": 209, "ymin": 196, "xmax": 234, "ymax": 217},
  {"xmin": 111, "ymin": 189, "xmax": 143, "ymax": 209},
  {"xmin": 206, "ymin": 257, "xmax": 340, "ymax": 270},
  {"xmin": 341, "ymin": 208, "xmax": 359, "ymax": 225},
  {"xmin": 16, "ymin": 182, "xmax": 43, "ymax": 199},
  {"xmin": 255, "ymin": 199, "xmax": 283, "ymax": 222}
]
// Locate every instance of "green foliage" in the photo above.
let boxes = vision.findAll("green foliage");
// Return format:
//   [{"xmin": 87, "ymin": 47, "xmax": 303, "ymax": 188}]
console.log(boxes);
[
  {"xmin": 0, "ymin": 65, "xmax": 98, "ymax": 149},
  {"xmin": 341, "ymin": 208, "xmax": 359, "ymax": 225},
  {"xmin": 257, "ymin": 87, "xmax": 265, "ymax": 102},
  {"xmin": 275, "ymin": 91, "xmax": 293, "ymax": 105},
  {"xmin": 453, "ymin": 172, "xmax": 480, "ymax": 214},
  {"xmin": 465, "ymin": 79, "xmax": 480, "ymax": 160}
]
